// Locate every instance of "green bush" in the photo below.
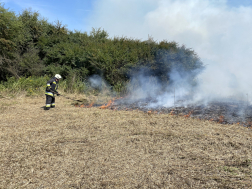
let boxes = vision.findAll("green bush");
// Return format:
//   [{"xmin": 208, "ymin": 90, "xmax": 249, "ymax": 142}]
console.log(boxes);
[
  {"xmin": 0, "ymin": 75, "xmax": 88, "ymax": 96},
  {"xmin": 0, "ymin": 4, "xmax": 204, "ymax": 96},
  {"xmin": 0, "ymin": 76, "xmax": 49, "ymax": 96},
  {"xmin": 60, "ymin": 70, "xmax": 87, "ymax": 94}
]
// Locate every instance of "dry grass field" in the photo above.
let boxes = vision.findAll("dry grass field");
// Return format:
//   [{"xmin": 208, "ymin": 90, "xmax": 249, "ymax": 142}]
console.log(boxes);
[{"xmin": 0, "ymin": 95, "xmax": 252, "ymax": 188}]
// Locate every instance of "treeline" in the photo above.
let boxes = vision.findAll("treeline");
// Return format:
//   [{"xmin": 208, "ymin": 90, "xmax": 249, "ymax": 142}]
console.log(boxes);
[{"xmin": 0, "ymin": 4, "xmax": 204, "ymax": 93}]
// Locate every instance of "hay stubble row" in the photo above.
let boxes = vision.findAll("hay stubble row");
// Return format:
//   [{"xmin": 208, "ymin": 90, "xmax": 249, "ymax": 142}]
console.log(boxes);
[{"xmin": 0, "ymin": 96, "xmax": 251, "ymax": 188}]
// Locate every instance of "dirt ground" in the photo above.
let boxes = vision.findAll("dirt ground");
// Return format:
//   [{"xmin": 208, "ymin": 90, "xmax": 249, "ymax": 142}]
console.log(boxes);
[{"xmin": 0, "ymin": 95, "xmax": 252, "ymax": 189}]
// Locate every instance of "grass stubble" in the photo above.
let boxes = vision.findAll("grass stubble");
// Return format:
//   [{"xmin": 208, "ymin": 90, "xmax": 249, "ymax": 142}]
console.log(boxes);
[{"xmin": 0, "ymin": 95, "xmax": 251, "ymax": 188}]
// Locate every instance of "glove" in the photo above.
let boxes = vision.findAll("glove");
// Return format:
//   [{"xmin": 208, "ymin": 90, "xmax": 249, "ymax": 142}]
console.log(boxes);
[
  {"xmin": 46, "ymin": 86, "xmax": 52, "ymax": 91},
  {"xmin": 57, "ymin": 93, "xmax": 60, "ymax": 96}
]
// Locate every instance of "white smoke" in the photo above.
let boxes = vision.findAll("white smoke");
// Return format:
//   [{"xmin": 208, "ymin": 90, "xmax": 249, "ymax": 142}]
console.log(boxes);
[
  {"xmin": 88, "ymin": 74, "xmax": 103, "ymax": 90},
  {"xmin": 126, "ymin": 64, "xmax": 200, "ymax": 108},
  {"xmin": 88, "ymin": 0, "xmax": 252, "ymax": 106},
  {"xmin": 88, "ymin": 74, "xmax": 115, "ymax": 97}
]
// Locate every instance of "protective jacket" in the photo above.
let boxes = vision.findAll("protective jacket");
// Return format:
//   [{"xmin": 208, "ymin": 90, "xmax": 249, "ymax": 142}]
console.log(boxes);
[{"xmin": 45, "ymin": 77, "xmax": 59, "ymax": 97}]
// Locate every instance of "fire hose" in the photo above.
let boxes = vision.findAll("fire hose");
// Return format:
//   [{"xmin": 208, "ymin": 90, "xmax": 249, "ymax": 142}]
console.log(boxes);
[
  {"xmin": 49, "ymin": 89, "xmax": 83, "ymax": 102},
  {"xmin": 59, "ymin": 94, "xmax": 84, "ymax": 102}
]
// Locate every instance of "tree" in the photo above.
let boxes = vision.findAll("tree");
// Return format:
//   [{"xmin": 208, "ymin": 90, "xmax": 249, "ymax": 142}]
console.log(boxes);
[{"xmin": 0, "ymin": 4, "xmax": 24, "ymax": 80}]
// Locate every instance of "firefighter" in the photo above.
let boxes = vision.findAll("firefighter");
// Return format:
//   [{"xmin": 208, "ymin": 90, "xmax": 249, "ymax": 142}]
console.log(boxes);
[{"xmin": 45, "ymin": 74, "xmax": 62, "ymax": 110}]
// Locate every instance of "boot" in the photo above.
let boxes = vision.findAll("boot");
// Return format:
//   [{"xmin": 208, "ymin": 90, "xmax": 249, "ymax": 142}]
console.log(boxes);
[
  {"xmin": 44, "ymin": 107, "xmax": 50, "ymax": 110},
  {"xmin": 51, "ymin": 105, "xmax": 55, "ymax": 108}
]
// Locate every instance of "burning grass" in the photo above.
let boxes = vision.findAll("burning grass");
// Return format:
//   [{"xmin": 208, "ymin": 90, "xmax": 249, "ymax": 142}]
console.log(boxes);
[
  {"xmin": 99, "ymin": 99, "xmax": 114, "ymax": 109},
  {"xmin": 0, "ymin": 96, "xmax": 252, "ymax": 188}
]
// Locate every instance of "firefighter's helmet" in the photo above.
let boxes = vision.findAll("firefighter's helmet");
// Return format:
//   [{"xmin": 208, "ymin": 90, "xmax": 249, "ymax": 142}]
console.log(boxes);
[{"xmin": 55, "ymin": 74, "xmax": 62, "ymax": 79}]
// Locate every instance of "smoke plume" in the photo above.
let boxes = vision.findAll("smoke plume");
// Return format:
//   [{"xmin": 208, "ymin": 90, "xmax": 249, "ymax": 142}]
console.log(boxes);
[
  {"xmin": 88, "ymin": 74, "xmax": 104, "ymax": 90},
  {"xmin": 89, "ymin": 0, "xmax": 252, "ymax": 106}
]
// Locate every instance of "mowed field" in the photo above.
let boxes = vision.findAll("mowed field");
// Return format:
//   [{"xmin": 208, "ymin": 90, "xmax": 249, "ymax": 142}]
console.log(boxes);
[{"xmin": 0, "ymin": 95, "xmax": 252, "ymax": 189}]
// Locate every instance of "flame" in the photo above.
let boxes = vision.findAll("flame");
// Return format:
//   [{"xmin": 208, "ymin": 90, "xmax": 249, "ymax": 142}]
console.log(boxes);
[
  {"xmin": 170, "ymin": 109, "xmax": 175, "ymax": 116},
  {"xmin": 218, "ymin": 116, "xmax": 224, "ymax": 123},
  {"xmin": 100, "ymin": 100, "xmax": 113, "ymax": 109},
  {"xmin": 184, "ymin": 111, "xmax": 193, "ymax": 118},
  {"xmin": 87, "ymin": 102, "xmax": 94, "ymax": 108}
]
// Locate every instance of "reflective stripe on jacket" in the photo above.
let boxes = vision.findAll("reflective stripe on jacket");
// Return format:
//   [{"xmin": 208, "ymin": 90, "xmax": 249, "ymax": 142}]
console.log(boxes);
[
  {"xmin": 45, "ymin": 91, "xmax": 54, "ymax": 96},
  {"xmin": 45, "ymin": 77, "xmax": 59, "ymax": 96}
]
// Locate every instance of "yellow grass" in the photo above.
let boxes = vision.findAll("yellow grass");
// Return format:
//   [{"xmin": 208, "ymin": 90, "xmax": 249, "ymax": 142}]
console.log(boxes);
[{"xmin": 0, "ymin": 95, "xmax": 252, "ymax": 188}]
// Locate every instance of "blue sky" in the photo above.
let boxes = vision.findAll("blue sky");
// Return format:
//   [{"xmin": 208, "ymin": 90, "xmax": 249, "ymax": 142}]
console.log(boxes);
[
  {"xmin": 0, "ymin": 0, "xmax": 95, "ymax": 32},
  {"xmin": 1, "ymin": 0, "xmax": 251, "ymax": 33},
  {"xmin": 228, "ymin": 0, "xmax": 252, "ymax": 7}
]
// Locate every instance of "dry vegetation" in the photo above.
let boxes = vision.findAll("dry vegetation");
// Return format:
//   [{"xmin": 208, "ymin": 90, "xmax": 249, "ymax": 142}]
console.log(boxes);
[{"xmin": 0, "ymin": 95, "xmax": 252, "ymax": 189}]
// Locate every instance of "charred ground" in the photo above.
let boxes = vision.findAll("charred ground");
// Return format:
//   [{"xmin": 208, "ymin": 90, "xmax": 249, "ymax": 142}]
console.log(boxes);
[
  {"xmin": 76, "ymin": 96, "xmax": 252, "ymax": 128},
  {"xmin": 108, "ymin": 98, "xmax": 252, "ymax": 127},
  {"xmin": 1, "ymin": 95, "xmax": 252, "ymax": 188}
]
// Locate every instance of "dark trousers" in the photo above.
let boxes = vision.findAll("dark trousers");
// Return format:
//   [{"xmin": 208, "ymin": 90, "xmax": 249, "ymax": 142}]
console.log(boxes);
[{"xmin": 45, "ymin": 95, "xmax": 55, "ymax": 108}]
